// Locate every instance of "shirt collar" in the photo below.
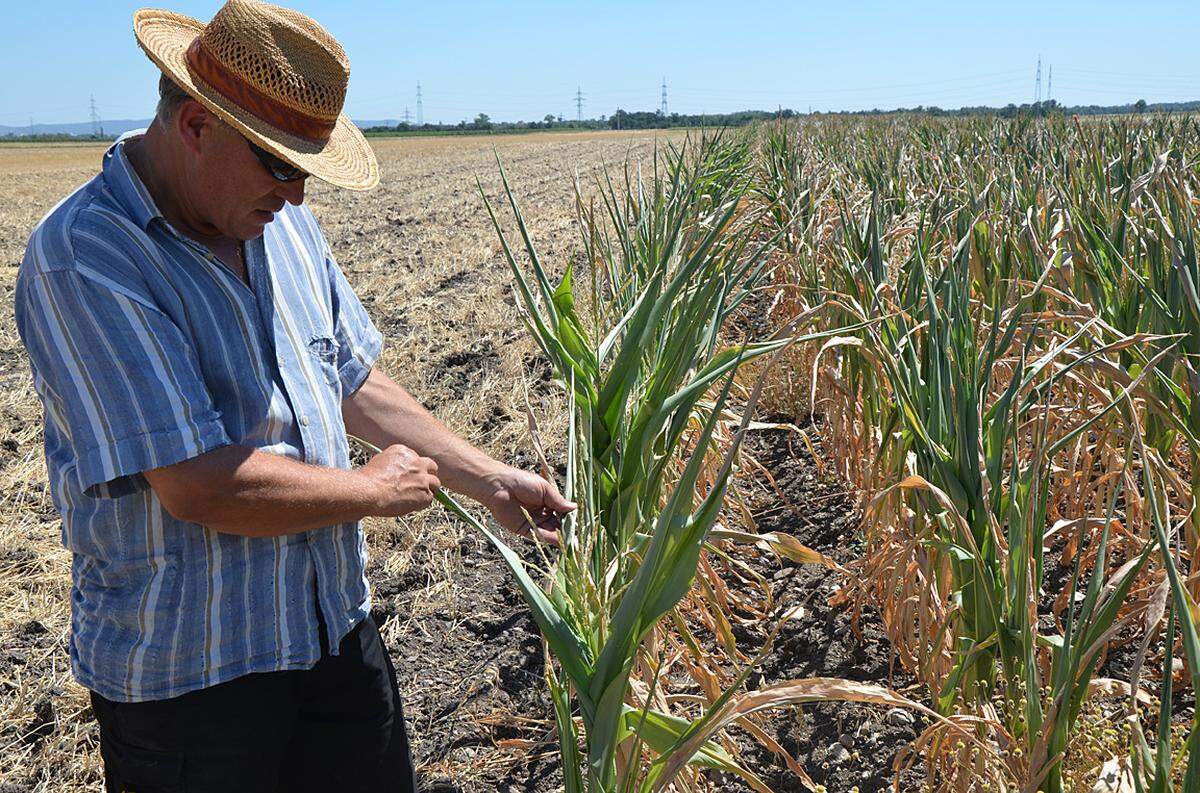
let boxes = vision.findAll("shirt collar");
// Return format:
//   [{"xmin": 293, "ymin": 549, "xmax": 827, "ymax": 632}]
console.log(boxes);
[{"xmin": 101, "ymin": 128, "xmax": 166, "ymax": 231}]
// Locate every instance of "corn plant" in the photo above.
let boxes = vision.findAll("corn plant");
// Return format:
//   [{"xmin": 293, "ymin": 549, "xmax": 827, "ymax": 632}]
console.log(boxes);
[
  {"xmin": 833, "ymin": 192, "xmax": 1151, "ymax": 783},
  {"xmin": 467, "ymin": 133, "xmax": 820, "ymax": 792},
  {"xmin": 1128, "ymin": 416, "xmax": 1200, "ymax": 792},
  {"xmin": 1136, "ymin": 173, "xmax": 1200, "ymax": 597}
]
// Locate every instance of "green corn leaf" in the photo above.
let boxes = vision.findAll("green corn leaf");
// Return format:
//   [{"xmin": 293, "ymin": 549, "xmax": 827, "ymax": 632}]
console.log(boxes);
[
  {"xmin": 616, "ymin": 706, "xmax": 769, "ymax": 793},
  {"xmin": 433, "ymin": 489, "xmax": 596, "ymax": 710}
]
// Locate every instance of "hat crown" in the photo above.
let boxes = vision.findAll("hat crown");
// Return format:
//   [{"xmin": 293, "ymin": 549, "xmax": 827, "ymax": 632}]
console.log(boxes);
[{"xmin": 197, "ymin": 0, "xmax": 348, "ymax": 124}]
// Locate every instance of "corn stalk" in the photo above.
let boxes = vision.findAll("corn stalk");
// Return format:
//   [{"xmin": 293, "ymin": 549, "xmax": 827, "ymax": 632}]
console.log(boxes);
[{"xmin": 471, "ymin": 133, "xmax": 801, "ymax": 792}]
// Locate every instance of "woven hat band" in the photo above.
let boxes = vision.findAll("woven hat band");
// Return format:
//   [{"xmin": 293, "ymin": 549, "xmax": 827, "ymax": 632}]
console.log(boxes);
[{"xmin": 185, "ymin": 37, "xmax": 336, "ymax": 144}]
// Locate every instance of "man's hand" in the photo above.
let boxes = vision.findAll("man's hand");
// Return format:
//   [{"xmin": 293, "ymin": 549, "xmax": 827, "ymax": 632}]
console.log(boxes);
[
  {"xmin": 479, "ymin": 467, "xmax": 576, "ymax": 546},
  {"xmin": 341, "ymin": 369, "xmax": 575, "ymax": 541},
  {"xmin": 359, "ymin": 443, "xmax": 441, "ymax": 518}
]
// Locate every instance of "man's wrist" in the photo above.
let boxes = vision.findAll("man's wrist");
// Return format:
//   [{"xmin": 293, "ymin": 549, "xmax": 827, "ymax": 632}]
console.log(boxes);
[
  {"xmin": 446, "ymin": 454, "xmax": 508, "ymax": 506},
  {"xmin": 351, "ymin": 466, "xmax": 384, "ymax": 516}
]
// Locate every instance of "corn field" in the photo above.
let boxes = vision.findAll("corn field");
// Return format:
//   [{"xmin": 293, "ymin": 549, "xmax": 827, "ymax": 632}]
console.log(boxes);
[{"xmin": 471, "ymin": 114, "xmax": 1200, "ymax": 792}]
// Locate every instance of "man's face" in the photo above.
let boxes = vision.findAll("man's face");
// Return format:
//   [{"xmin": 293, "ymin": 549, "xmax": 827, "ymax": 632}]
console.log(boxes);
[{"xmin": 177, "ymin": 103, "xmax": 308, "ymax": 241}]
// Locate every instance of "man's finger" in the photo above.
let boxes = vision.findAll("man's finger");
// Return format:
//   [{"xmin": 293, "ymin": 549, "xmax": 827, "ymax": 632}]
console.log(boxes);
[
  {"xmin": 516, "ymin": 509, "xmax": 562, "ymax": 547},
  {"xmin": 539, "ymin": 485, "xmax": 577, "ymax": 513},
  {"xmin": 519, "ymin": 521, "xmax": 561, "ymax": 547},
  {"xmin": 519, "ymin": 508, "xmax": 560, "ymax": 531}
]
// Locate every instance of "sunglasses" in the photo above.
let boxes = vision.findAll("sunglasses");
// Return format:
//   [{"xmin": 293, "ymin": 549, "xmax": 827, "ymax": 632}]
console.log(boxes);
[{"xmin": 245, "ymin": 137, "xmax": 308, "ymax": 182}]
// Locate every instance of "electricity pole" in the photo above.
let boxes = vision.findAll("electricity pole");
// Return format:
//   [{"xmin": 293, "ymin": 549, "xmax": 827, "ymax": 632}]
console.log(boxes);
[
  {"xmin": 575, "ymin": 86, "xmax": 584, "ymax": 122},
  {"xmin": 1047, "ymin": 65, "xmax": 1053, "ymax": 103},
  {"xmin": 1034, "ymin": 55, "xmax": 1042, "ymax": 104},
  {"xmin": 90, "ymin": 95, "xmax": 104, "ymax": 138},
  {"xmin": 660, "ymin": 77, "xmax": 668, "ymax": 115},
  {"xmin": 416, "ymin": 83, "xmax": 423, "ymax": 126},
  {"xmin": 402, "ymin": 106, "xmax": 412, "ymax": 126}
]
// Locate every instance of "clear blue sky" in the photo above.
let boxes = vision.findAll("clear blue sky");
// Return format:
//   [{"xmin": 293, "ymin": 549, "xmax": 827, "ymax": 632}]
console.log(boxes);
[{"xmin": 2, "ymin": 1, "xmax": 1198, "ymax": 126}]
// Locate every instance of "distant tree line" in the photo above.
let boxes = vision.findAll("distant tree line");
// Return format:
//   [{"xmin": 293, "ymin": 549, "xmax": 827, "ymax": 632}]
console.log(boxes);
[
  {"xmin": 362, "ymin": 108, "xmax": 795, "ymax": 135},
  {"xmin": 359, "ymin": 99, "xmax": 1200, "ymax": 136},
  {"xmin": 0, "ymin": 132, "xmax": 111, "ymax": 142},
  {"xmin": 843, "ymin": 98, "xmax": 1200, "ymax": 118}
]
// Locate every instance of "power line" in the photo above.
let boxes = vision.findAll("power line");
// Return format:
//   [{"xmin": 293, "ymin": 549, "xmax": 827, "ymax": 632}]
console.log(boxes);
[
  {"xmin": 665, "ymin": 69, "xmax": 1033, "ymax": 101},
  {"xmin": 342, "ymin": 68, "xmax": 1038, "ymax": 117},
  {"xmin": 416, "ymin": 82, "xmax": 423, "ymax": 126},
  {"xmin": 376, "ymin": 81, "xmax": 1027, "ymax": 121},
  {"xmin": 575, "ymin": 86, "xmax": 584, "ymax": 121},
  {"xmin": 350, "ymin": 72, "xmax": 1072, "ymax": 122},
  {"xmin": 1054, "ymin": 66, "xmax": 1200, "ymax": 83}
]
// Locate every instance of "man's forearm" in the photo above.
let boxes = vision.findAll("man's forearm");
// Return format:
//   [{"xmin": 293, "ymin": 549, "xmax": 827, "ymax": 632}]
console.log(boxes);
[
  {"xmin": 146, "ymin": 444, "xmax": 379, "ymax": 537},
  {"xmin": 342, "ymin": 369, "xmax": 502, "ymax": 503}
]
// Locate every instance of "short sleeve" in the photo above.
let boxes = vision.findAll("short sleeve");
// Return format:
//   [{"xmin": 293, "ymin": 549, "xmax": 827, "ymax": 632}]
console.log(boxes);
[
  {"xmin": 16, "ymin": 269, "xmax": 232, "ymax": 497},
  {"xmin": 324, "ymin": 252, "xmax": 383, "ymax": 396}
]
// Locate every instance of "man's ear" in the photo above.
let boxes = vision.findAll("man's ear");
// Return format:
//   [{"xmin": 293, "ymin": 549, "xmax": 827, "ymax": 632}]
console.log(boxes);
[{"xmin": 174, "ymin": 100, "xmax": 214, "ymax": 157}]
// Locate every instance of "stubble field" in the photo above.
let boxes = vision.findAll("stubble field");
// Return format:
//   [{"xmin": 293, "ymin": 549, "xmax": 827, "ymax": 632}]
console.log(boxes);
[{"xmin": 0, "ymin": 131, "xmax": 912, "ymax": 792}]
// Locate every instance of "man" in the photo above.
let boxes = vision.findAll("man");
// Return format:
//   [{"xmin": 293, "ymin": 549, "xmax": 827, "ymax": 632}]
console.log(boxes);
[{"xmin": 14, "ymin": 2, "xmax": 572, "ymax": 791}]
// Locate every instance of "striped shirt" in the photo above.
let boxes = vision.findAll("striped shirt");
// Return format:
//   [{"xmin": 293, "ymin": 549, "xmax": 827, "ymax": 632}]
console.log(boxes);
[{"xmin": 15, "ymin": 132, "xmax": 383, "ymax": 703}]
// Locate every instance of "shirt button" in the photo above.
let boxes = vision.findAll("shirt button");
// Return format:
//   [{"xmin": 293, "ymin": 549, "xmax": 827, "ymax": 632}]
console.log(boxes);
[
  {"xmin": 277, "ymin": 356, "xmax": 285, "ymax": 368},
  {"xmin": 299, "ymin": 415, "xmax": 309, "ymax": 427}
]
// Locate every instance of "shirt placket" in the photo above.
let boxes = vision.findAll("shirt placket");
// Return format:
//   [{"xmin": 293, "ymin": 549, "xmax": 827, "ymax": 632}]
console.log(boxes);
[
  {"xmin": 252, "ymin": 234, "xmax": 322, "ymax": 463},
  {"xmin": 249, "ymin": 231, "xmax": 341, "ymax": 644}
]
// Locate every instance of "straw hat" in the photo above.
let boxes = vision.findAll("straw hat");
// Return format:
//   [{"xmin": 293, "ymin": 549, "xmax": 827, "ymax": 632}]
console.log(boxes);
[{"xmin": 133, "ymin": 0, "xmax": 378, "ymax": 190}]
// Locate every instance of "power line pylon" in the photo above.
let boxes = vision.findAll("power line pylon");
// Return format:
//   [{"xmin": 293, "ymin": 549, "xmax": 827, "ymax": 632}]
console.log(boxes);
[
  {"xmin": 1034, "ymin": 55, "xmax": 1042, "ymax": 104},
  {"xmin": 575, "ymin": 86, "xmax": 584, "ymax": 122},
  {"xmin": 416, "ymin": 83, "xmax": 423, "ymax": 126},
  {"xmin": 89, "ymin": 95, "xmax": 104, "ymax": 138},
  {"xmin": 1047, "ymin": 65, "xmax": 1053, "ymax": 103},
  {"xmin": 402, "ymin": 106, "xmax": 412, "ymax": 126},
  {"xmin": 660, "ymin": 77, "xmax": 668, "ymax": 115}
]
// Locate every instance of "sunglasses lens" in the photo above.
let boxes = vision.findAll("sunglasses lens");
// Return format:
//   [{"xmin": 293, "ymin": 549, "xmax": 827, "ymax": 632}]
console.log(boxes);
[{"xmin": 247, "ymin": 139, "xmax": 306, "ymax": 181}]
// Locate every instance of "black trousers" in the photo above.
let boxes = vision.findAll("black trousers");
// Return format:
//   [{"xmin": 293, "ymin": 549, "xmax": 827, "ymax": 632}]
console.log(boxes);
[{"xmin": 90, "ymin": 615, "xmax": 417, "ymax": 793}]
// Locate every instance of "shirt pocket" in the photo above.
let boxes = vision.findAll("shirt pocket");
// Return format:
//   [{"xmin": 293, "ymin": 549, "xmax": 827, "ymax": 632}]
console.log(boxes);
[{"xmin": 307, "ymin": 334, "xmax": 341, "ymax": 390}]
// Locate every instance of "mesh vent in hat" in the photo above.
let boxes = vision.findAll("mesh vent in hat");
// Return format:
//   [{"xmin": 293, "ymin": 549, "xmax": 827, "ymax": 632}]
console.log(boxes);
[{"xmin": 198, "ymin": 0, "xmax": 348, "ymax": 123}]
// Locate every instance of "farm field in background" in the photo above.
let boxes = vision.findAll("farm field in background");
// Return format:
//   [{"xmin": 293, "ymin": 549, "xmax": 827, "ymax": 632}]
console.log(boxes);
[{"xmin": 2, "ymin": 116, "xmax": 1199, "ymax": 792}]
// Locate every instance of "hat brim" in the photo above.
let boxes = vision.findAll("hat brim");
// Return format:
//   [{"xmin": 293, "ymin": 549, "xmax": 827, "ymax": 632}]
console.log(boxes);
[{"xmin": 133, "ymin": 8, "xmax": 379, "ymax": 191}]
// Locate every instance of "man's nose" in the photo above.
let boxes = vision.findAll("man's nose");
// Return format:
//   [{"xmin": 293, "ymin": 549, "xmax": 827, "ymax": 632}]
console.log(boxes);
[{"xmin": 274, "ymin": 177, "xmax": 306, "ymax": 206}]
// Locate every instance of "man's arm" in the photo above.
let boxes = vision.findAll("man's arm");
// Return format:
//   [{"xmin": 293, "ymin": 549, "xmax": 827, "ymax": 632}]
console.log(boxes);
[
  {"xmin": 144, "ymin": 442, "xmax": 441, "ymax": 538},
  {"xmin": 342, "ymin": 368, "xmax": 574, "ymax": 542},
  {"xmin": 16, "ymin": 252, "xmax": 442, "ymax": 540},
  {"xmin": 342, "ymin": 368, "xmax": 504, "ymax": 503}
]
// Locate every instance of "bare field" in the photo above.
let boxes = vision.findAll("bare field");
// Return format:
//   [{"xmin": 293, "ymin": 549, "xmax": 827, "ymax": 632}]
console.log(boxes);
[{"xmin": 0, "ymin": 130, "xmax": 684, "ymax": 791}]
